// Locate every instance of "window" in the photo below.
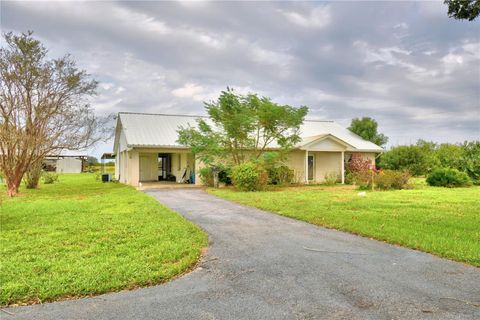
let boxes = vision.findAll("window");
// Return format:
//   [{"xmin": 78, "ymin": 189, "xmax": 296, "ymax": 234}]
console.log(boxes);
[{"xmin": 178, "ymin": 154, "xmax": 181, "ymax": 170}]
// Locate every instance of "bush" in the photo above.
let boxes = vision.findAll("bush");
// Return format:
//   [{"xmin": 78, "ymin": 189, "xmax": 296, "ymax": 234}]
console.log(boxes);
[
  {"xmin": 231, "ymin": 162, "xmax": 268, "ymax": 191},
  {"xmin": 349, "ymin": 170, "xmax": 374, "ymax": 189},
  {"xmin": 199, "ymin": 167, "xmax": 214, "ymax": 187},
  {"xmin": 375, "ymin": 170, "xmax": 411, "ymax": 190},
  {"xmin": 218, "ymin": 168, "xmax": 232, "ymax": 185},
  {"xmin": 346, "ymin": 154, "xmax": 372, "ymax": 188},
  {"xmin": 323, "ymin": 171, "xmax": 339, "ymax": 185},
  {"xmin": 426, "ymin": 168, "xmax": 472, "ymax": 188},
  {"xmin": 346, "ymin": 153, "xmax": 372, "ymax": 173},
  {"xmin": 267, "ymin": 165, "xmax": 294, "ymax": 185},
  {"xmin": 378, "ymin": 145, "xmax": 432, "ymax": 176},
  {"xmin": 42, "ymin": 172, "xmax": 59, "ymax": 184}
]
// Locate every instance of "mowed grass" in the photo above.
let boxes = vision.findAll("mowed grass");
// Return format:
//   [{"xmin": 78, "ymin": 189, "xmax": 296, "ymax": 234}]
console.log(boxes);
[
  {"xmin": 209, "ymin": 183, "xmax": 480, "ymax": 266},
  {"xmin": 0, "ymin": 174, "xmax": 207, "ymax": 306}
]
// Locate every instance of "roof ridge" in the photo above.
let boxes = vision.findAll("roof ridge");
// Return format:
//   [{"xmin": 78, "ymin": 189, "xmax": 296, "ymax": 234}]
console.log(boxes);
[
  {"xmin": 118, "ymin": 112, "xmax": 334, "ymax": 122},
  {"xmin": 118, "ymin": 112, "xmax": 208, "ymax": 118}
]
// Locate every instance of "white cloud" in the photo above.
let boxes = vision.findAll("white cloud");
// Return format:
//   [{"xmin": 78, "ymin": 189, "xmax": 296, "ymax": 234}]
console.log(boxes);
[
  {"xmin": 172, "ymin": 83, "xmax": 204, "ymax": 98},
  {"xmin": 282, "ymin": 5, "xmax": 331, "ymax": 29}
]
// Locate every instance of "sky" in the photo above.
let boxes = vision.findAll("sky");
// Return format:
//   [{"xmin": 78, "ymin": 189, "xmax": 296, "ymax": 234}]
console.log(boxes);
[{"xmin": 1, "ymin": 0, "xmax": 479, "ymax": 158}]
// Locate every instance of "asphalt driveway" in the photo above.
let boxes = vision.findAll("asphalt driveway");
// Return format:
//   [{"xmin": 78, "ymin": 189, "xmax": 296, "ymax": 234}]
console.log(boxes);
[{"xmin": 6, "ymin": 189, "xmax": 479, "ymax": 319}]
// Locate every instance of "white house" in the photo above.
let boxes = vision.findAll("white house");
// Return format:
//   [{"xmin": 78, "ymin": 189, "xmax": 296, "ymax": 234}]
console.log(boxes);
[{"xmin": 113, "ymin": 112, "xmax": 383, "ymax": 186}]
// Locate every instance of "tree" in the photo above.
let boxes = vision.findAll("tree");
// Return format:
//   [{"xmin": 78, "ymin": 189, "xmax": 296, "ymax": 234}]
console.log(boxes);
[
  {"xmin": 0, "ymin": 31, "xmax": 110, "ymax": 196},
  {"xmin": 177, "ymin": 88, "xmax": 308, "ymax": 180},
  {"xmin": 378, "ymin": 145, "xmax": 430, "ymax": 176},
  {"xmin": 445, "ymin": 0, "xmax": 480, "ymax": 21},
  {"xmin": 436, "ymin": 143, "xmax": 465, "ymax": 169},
  {"xmin": 459, "ymin": 141, "xmax": 480, "ymax": 184},
  {"xmin": 348, "ymin": 117, "xmax": 388, "ymax": 147}
]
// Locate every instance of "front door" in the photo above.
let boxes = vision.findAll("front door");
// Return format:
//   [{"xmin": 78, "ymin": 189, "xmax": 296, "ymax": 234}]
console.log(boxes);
[
  {"xmin": 308, "ymin": 155, "xmax": 315, "ymax": 181},
  {"xmin": 158, "ymin": 154, "xmax": 171, "ymax": 181}
]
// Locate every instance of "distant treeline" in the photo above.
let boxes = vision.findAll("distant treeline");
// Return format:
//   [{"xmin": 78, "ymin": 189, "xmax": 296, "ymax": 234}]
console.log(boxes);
[{"xmin": 378, "ymin": 140, "xmax": 480, "ymax": 184}]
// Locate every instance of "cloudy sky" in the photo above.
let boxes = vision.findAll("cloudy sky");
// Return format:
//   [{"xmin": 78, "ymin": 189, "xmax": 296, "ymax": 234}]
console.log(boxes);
[{"xmin": 1, "ymin": 0, "xmax": 479, "ymax": 157}]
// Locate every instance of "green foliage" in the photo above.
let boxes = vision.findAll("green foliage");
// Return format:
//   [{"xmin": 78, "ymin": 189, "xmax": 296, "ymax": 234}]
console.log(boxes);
[
  {"xmin": 199, "ymin": 167, "xmax": 214, "ymax": 187},
  {"xmin": 0, "ymin": 174, "xmax": 207, "ymax": 305},
  {"xmin": 436, "ymin": 143, "xmax": 465, "ymax": 169},
  {"xmin": 459, "ymin": 141, "xmax": 480, "ymax": 184},
  {"xmin": 42, "ymin": 172, "xmax": 59, "ymax": 184},
  {"xmin": 444, "ymin": 0, "xmax": 480, "ymax": 21},
  {"xmin": 267, "ymin": 166, "xmax": 294, "ymax": 185},
  {"xmin": 348, "ymin": 117, "xmax": 388, "ymax": 147},
  {"xmin": 350, "ymin": 170, "xmax": 374, "ymax": 189},
  {"xmin": 380, "ymin": 140, "xmax": 480, "ymax": 180},
  {"xmin": 375, "ymin": 170, "xmax": 411, "ymax": 190},
  {"xmin": 426, "ymin": 168, "xmax": 472, "ymax": 188},
  {"xmin": 231, "ymin": 162, "xmax": 268, "ymax": 191},
  {"xmin": 379, "ymin": 145, "xmax": 431, "ymax": 176},
  {"xmin": 177, "ymin": 88, "xmax": 308, "ymax": 168},
  {"xmin": 218, "ymin": 168, "xmax": 232, "ymax": 185}
]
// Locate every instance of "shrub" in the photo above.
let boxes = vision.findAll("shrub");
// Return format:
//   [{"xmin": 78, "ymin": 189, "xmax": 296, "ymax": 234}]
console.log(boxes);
[
  {"xmin": 231, "ymin": 162, "xmax": 268, "ymax": 191},
  {"xmin": 267, "ymin": 166, "xmax": 294, "ymax": 185},
  {"xmin": 218, "ymin": 168, "xmax": 232, "ymax": 185},
  {"xmin": 346, "ymin": 154, "xmax": 372, "ymax": 188},
  {"xmin": 350, "ymin": 170, "xmax": 374, "ymax": 189},
  {"xmin": 323, "ymin": 171, "xmax": 339, "ymax": 185},
  {"xmin": 346, "ymin": 153, "xmax": 372, "ymax": 173},
  {"xmin": 42, "ymin": 172, "xmax": 59, "ymax": 184},
  {"xmin": 199, "ymin": 167, "xmax": 214, "ymax": 187},
  {"xmin": 375, "ymin": 170, "xmax": 411, "ymax": 190},
  {"xmin": 426, "ymin": 168, "xmax": 472, "ymax": 188},
  {"xmin": 378, "ymin": 145, "xmax": 432, "ymax": 176}
]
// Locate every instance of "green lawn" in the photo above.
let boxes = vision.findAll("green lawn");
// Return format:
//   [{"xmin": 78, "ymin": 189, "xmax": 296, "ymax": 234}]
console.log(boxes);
[
  {"xmin": 209, "ymin": 183, "xmax": 480, "ymax": 266},
  {"xmin": 0, "ymin": 174, "xmax": 207, "ymax": 306}
]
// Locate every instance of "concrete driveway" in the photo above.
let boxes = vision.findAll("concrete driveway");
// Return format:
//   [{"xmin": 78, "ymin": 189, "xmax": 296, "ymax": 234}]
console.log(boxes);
[{"xmin": 6, "ymin": 189, "xmax": 479, "ymax": 319}]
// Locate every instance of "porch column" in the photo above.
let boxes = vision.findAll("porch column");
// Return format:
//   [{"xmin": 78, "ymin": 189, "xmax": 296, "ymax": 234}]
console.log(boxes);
[
  {"xmin": 341, "ymin": 151, "xmax": 345, "ymax": 184},
  {"xmin": 305, "ymin": 149, "xmax": 309, "ymax": 184}
]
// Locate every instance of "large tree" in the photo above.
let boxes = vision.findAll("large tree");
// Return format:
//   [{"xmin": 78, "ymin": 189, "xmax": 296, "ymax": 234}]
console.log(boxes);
[
  {"xmin": 177, "ymin": 88, "xmax": 308, "ymax": 169},
  {"xmin": 0, "ymin": 31, "xmax": 108, "ymax": 196},
  {"xmin": 445, "ymin": 0, "xmax": 480, "ymax": 21},
  {"xmin": 348, "ymin": 117, "xmax": 388, "ymax": 147}
]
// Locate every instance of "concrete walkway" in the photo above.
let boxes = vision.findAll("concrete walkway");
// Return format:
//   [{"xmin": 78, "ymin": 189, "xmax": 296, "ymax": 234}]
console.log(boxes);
[{"xmin": 6, "ymin": 189, "xmax": 479, "ymax": 319}]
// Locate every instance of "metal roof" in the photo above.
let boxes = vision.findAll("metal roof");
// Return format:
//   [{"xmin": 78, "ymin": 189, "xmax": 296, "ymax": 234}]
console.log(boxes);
[{"xmin": 117, "ymin": 112, "xmax": 383, "ymax": 152}]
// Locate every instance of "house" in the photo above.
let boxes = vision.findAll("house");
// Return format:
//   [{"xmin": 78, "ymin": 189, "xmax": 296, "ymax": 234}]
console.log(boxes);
[{"xmin": 113, "ymin": 112, "xmax": 383, "ymax": 186}]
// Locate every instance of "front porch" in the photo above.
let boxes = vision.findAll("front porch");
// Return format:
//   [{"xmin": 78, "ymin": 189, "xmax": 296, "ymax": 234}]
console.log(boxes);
[{"xmin": 138, "ymin": 150, "xmax": 196, "ymax": 184}]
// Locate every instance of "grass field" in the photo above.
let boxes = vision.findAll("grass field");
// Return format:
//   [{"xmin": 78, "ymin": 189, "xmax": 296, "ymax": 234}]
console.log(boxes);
[
  {"xmin": 0, "ymin": 174, "xmax": 207, "ymax": 306},
  {"xmin": 209, "ymin": 182, "xmax": 480, "ymax": 266}
]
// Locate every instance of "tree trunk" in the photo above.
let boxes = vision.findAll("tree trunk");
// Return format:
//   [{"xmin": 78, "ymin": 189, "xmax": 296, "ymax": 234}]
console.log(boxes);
[
  {"xmin": 25, "ymin": 160, "xmax": 43, "ymax": 189},
  {"xmin": 6, "ymin": 174, "xmax": 22, "ymax": 197}
]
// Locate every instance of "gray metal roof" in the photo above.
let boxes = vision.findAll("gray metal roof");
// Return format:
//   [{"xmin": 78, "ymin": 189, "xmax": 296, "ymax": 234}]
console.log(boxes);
[{"xmin": 117, "ymin": 112, "xmax": 383, "ymax": 152}]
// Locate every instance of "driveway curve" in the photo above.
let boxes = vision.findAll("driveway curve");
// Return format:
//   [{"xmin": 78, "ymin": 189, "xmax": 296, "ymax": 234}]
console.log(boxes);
[{"xmin": 6, "ymin": 189, "xmax": 480, "ymax": 319}]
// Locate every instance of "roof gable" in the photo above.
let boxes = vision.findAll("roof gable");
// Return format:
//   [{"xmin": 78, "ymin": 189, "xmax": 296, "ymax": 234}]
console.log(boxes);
[{"xmin": 299, "ymin": 134, "xmax": 352, "ymax": 151}]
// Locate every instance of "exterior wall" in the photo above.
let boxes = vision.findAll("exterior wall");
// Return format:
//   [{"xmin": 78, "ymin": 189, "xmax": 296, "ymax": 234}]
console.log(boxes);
[
  {"xmin": 284, "ymin": 150, "xmax": 308, "ymax": 183},
  {"xmin": 306, "ymin": 138, "xmax": 347, "ymax": 152},
  {"xmin": 139, "ymin": 153, "xmax": 158, "ymax": 181},
  {"xmin": 313, "ymin": 152, "xmax": 342, "ymax": 183},
  {"xmin": 55, "ymin": 158, "xmax": 83, "ymax": 173},
  {"xmin": 285, "ymin": 150, "xmax": 343, "ymax": 183}
]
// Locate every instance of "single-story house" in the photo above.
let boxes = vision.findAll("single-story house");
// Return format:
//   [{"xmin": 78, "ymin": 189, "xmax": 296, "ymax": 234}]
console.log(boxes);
[
  {"xmin": 43, "ymin": 155, "xmax": 88, "ymax": 173},
  {"xmin": 113, "ymin": 112, "xmax": 383, "ymax": 186}
]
